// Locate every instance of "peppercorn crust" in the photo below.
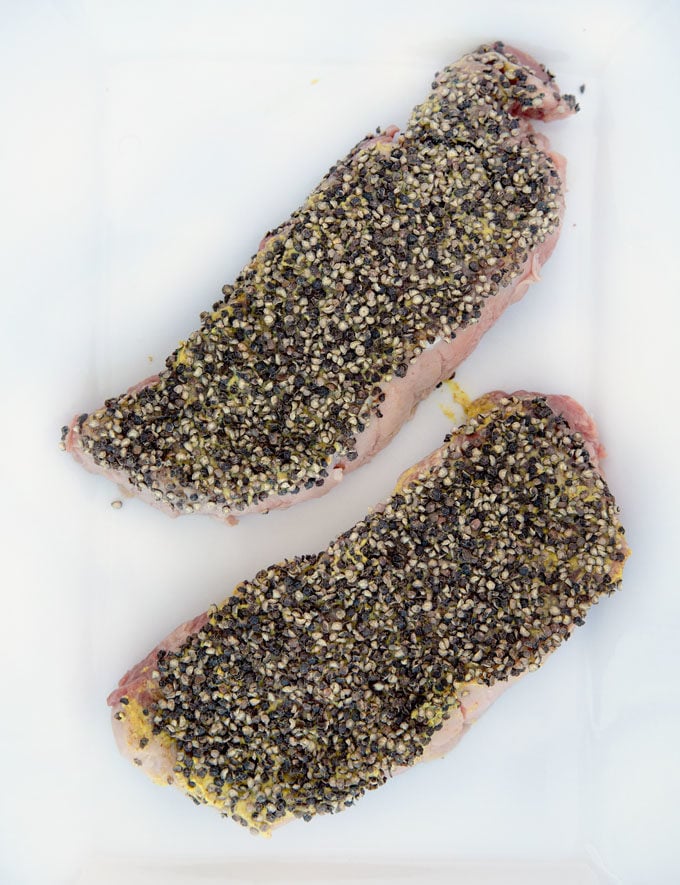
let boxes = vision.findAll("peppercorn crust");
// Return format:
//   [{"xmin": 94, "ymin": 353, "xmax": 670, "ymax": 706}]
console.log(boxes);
[
  {"xmin": 64, "ymin": 42, "xmax": 577, "ymax": 522},
  {"xmin": 108, "ymin": 392, "xmax": 629, "ymax": 833}
]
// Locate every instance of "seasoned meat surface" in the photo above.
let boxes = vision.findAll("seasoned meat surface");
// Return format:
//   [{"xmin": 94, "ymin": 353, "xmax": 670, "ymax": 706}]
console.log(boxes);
[
  {"xmin": 65, "ymin": 43, "xmax": 576, "ymax": 522},
  {"xmin": 108, "ymin": 392, "xmax": 628, "ymax": 833}
]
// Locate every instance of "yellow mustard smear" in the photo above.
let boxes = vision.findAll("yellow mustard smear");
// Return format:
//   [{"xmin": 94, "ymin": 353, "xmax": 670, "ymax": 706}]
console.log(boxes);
[
  {"xmin": 122, "ymin": 696, "xmax": 281, "ymax": 833},
  {"xmin": 439, "ymin": 379, "xmax": 498, "ymax": 426},
  {"xmin": 174, "ymin": 342, "xmax": 190, "ymax": 367},
  {"xmin": 441, "ymin": 379, "xmax": 471, "ymax": 422},
  {"xmin": 120, "ymin": 698, "xmax": 173, "ymax": 788}
]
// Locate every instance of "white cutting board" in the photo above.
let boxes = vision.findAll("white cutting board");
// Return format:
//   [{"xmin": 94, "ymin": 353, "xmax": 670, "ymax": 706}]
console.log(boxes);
[{"xmin": 1, "ymin": 1, "xmax": 679, "ymax": 883}]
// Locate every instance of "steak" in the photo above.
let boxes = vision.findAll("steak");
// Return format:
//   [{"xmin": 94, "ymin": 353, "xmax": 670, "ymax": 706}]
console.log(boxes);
[
  {"xmin": 64, "ymin": 42, "xmax": 577, "ymax": 523},
  {"xmin": 107, "ymin": 392, "xmax": 629, "ymax": 832}
]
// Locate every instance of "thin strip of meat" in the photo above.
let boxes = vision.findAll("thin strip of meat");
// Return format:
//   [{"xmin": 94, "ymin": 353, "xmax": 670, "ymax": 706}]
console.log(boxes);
[
  {"xmin": 108, "ymin": 392, "xmax": 629, "ymax": 833},
  {"xmin": 63, "ymin": 43, "xmax": 577, "ymax": 523}
]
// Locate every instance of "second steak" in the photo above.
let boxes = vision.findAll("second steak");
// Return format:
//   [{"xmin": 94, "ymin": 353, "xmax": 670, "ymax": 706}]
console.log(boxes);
[{"xmin": 108, "ymin": 392, "xmax": 628, "ymax": 832}]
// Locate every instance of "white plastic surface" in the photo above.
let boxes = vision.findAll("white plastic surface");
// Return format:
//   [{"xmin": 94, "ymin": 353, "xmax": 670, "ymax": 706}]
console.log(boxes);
[{"xmin": 2, "ymin": 2, "xmax": 679, "ymax": 883}]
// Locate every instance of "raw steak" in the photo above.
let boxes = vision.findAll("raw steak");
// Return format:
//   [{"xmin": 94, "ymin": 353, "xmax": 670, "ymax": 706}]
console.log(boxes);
[
  {"xmin": 108, "ymin": 391, "xmax": 628, "ymax": 832},
  {"xmin": 64, "ymin": 43, "xmax": 577, "ymax": 522}
]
